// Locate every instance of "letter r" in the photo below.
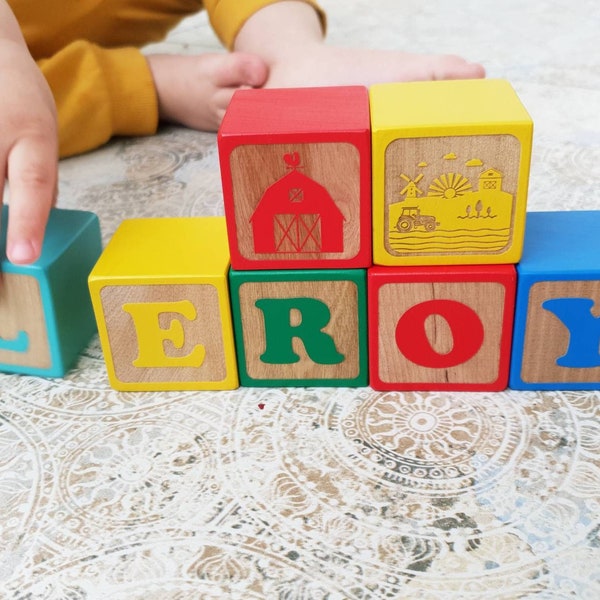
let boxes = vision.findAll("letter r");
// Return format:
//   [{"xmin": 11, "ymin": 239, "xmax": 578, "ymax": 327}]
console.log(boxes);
[{"xmin": 255, "ymin": 297, "xmax": 344, "ymax": 365}]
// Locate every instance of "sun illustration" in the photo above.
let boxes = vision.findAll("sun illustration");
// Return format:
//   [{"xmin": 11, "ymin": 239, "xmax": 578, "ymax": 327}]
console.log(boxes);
[{"xmin": 428, "ymin": 173, "xmax": 472, "ymax": 199}]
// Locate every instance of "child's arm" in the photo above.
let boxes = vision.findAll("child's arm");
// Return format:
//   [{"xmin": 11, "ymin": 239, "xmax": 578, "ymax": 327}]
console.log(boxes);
[
  {"xmin": 233, "ymin": 1, "xmax": 484, "ymax": 88},
  {"xmin": 148, "ymin": 0, "xmax": 482, "ymax": 136},
  {"xmin": 233, "ymin": 1, "xmax": 324, "ymax": 68},
  {"xmin": 0, "ymin": 0, "xmax": 58, "ymax": 264}
]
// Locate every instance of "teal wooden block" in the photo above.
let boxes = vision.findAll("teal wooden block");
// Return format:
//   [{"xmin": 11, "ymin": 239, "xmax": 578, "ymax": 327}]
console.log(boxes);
[
  {"xmin": 229, "ymin": 268, "xmax": 368, "ymax": 387},
  {"xmin": 0, "ymin": 207, "xmax": 102, "ymax": 377},
  {"xmin": 510, "ymin": 210, "xmax": 600, "ymax": 390}
]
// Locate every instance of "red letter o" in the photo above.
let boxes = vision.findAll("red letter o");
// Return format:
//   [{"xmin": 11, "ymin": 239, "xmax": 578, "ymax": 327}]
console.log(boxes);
[{"xmin": 395, "ymin": 299, "xmax": 484, "ymax": 368}]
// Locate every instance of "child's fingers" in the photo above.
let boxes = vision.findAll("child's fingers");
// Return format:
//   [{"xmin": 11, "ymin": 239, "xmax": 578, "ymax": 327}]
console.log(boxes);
[{"xmin": 4, "ymin": 134, "xmax": 58, "ymax": 264}]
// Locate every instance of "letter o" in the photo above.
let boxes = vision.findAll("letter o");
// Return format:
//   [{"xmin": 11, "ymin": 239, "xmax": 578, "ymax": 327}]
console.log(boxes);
[{"xmin": 395, "ymin": 299, "xmax": 484, "ymax": 368}]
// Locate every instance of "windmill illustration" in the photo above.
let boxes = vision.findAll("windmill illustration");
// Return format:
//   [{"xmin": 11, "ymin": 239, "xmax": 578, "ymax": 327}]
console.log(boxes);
[{"xmin": 400, "ymin": 173, "xmax": 424, "ymax": 199}]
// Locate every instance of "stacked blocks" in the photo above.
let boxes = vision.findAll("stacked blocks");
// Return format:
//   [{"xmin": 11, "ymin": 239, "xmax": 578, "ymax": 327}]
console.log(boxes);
[
  {"xmin": 217, "ymin": 81, "xmax": 530, "ymax": 390},
  {"xmin": 0, "ymin": 206, "xmax": 101, "ymax": 377},
  {"xmin": 220, "ymin": 86, "xmax": 371, "ymax": 387},
  {"xmin": 88, "ymin": 217, "xmax": 238, "ymax": 391},
  {"xmin": 11, "ymin": 78, "xmax": 595, "ymax": 391},
  {"xmin": 367, "ymin": 79, "xmax": 532, "ymax": 390}
]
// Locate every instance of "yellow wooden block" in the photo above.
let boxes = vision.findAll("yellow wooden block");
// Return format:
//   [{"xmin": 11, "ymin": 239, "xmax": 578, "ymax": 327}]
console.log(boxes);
[
  {"xmin": 88, "ymin": 217, "xmax": 238, "ymax": 391},
  {"xmin": 370, "ymin": 79, "xmax": 533, "ymax": 266}
]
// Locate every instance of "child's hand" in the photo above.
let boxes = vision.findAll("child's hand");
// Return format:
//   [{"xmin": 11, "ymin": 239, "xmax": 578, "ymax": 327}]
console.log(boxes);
[
  {"xmin": 147, "ymin": 52, "xmax": 268, "ymax": 132},
  {"xmin": 1, "ymin": 3, "xmax": 58, "ymax": 264}
]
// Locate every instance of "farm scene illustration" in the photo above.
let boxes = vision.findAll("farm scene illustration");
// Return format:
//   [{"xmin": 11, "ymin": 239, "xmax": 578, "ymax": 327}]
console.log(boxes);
[{"xmin": 386, "ymin": 143, "xmax": 517, "ymax": 257}]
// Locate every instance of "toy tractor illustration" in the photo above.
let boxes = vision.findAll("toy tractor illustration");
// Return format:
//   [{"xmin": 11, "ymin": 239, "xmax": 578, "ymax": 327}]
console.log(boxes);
[
  {"xmin": 389, "ymin": 174, "xmax": 440, "ymax": 233},
  {"xmin": 394, "ymin": 206, "xmax": 439, "ymax": 233}
]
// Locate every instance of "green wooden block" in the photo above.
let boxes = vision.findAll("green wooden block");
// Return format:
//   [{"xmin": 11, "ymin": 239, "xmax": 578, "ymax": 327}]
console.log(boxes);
[
  {"xmin": 229, "ymin": 268, "xmax": 368, "ymax": 387},
  {"xmin": 0, "ymin": 206, "xmax": 102, "ymax": 377}
]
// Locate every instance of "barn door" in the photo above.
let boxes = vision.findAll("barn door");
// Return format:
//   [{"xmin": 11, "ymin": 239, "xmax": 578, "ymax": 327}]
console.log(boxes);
[{"xmin": 273, "ymin": 214, "xmax": 322, "ymax": 252}]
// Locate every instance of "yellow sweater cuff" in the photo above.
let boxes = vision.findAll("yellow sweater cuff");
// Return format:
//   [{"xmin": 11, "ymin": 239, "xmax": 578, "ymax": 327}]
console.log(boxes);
[
  {"xmin": 97, "ymin": 46, "xmax": 159, "ymax": 138},
  {"xmin": 207, "ymin": 0, "xmax": 326, "ymax": 49}
]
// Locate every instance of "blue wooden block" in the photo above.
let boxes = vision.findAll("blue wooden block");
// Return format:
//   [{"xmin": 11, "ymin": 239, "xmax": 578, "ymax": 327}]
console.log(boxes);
[
  {"xmin": 0, "ymin": 207, "xmax": 102, "ymax": 377},
  {"xmin": 510, "ymin": 211, "xmax": 600, "ymax": 390}
]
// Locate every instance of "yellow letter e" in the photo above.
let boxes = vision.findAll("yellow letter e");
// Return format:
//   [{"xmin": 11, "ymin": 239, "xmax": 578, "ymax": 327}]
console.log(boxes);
[{"xmin": 122, "ymin": 300, "xmax": 206, "ymax": 368}]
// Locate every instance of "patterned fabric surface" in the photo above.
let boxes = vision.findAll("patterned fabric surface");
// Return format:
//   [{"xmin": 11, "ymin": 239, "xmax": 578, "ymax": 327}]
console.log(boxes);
[{"xmin": 2, "ymin": 0, "xmax": 600, "ymax": 597}]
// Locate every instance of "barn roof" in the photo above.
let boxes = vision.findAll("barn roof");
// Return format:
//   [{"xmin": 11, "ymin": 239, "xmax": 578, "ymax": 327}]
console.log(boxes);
[{"xmin": 251, "ymin": 170, "xmax": 345, "ymax": 221}]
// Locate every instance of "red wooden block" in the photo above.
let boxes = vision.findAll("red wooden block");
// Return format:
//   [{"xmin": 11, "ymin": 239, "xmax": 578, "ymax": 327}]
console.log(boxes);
[
  {"xmin": 368, "ymin": 264, "xmax": 516, "ymax": 391},
  {"xmin": 218, "ymin": 86, "xmax": 372, "ymax": 270}
]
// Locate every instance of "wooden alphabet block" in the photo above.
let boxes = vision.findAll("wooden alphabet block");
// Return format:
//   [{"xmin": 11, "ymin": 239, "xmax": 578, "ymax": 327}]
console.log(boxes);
[
  {"xmin": 229, "ymin": 268, "xmax": 368, "ymax": 387},
  {"xmin": 368, "ymin": 264, "xmax": 516, "ymax": 391},
  {"xmin": 218, "ymin": 86, "xmax": 372, "ymax": 270},
  {"xmin": 510, "ymin": 211, "xmax": 600, "ymax": 390},
  {"xmin": 370, "ymin": 79, "xmax": 533, "ymax": 266},
  {"xmin": 88, "ymin": 217, "xmax": 238, "ymax": 391},
  {"xmin": 0, "ymin": 207, "xmax": 101, "ymax": 377}
]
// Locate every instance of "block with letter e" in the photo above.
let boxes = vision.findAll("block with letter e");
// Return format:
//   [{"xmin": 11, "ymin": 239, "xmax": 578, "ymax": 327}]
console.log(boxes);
[
  {"xmin": 218, "ymin": 86, "xmax": 372, "ymax": 270},
  {"xmin": 370, "ymin": 79, "xmax": 532, "ymax": 266},
  {"xmin": 229, "ymin": 268, "xmax": 368, "ymax": 387},
  {"xmin": 0, "ymin": 206, "xmax": 101, "ymax": 377},
  {"xmin": 510, "ymin": 211, "xmax": 600, "ymax": 390},
  {"xmin": 88, "ymin": 217, "xmax": 238, "ymax": 391},
  {"xmin": 368, "ymin": 264, "xmax": 516, "ymax": 391}
]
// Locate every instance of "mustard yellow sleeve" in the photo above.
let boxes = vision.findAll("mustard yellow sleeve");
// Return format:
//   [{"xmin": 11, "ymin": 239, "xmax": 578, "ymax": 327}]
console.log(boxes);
[
  {"xmin": 38, "ymin": 41, "xmax": 158, "ymax": 158},
  {"xmin": 203, "ymin": 0, "xmax": 326, "ymax": 49}
]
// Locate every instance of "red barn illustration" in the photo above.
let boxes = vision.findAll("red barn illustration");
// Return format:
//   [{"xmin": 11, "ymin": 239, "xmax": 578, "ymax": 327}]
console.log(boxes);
[{"xmin": 250, "ymin": 153, "xmax": 345, "ymax": 254}]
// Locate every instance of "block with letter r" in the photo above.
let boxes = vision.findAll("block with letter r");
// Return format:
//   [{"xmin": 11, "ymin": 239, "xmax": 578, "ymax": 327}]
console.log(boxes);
[
  {"xmin": 510, "ymin": 211, "xmax": 600, "ymax": 390},
  {"xmin": 229, "ymin": 268, "xmax": 368, "ymax": 387}
]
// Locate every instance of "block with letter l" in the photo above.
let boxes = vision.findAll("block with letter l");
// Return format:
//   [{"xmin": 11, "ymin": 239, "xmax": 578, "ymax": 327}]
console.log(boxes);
[
  {"xmin": 510, "ymin": 210, "xmax": 600, "ymax": 390},
  {"xmin": 0, "ymin": 206, "xmax": 101, "ymax": 377},
  {"xmin": 229, "ymin": 268, "xmax": 368, "ymax": 387},
  {"xmin": 369, "ymin": 264, "xmax": 516, "ymax": 391},
  {"xmin": 88, "ymin": 217, "xmax": 238, "ymax": 391}
]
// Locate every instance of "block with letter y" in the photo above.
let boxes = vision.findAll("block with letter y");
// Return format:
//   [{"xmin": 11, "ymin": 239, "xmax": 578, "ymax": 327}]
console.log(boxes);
[
  {"xmin": 510, "ymin": 211, "xmax": 600, "ymax": 389},
  {"xmin": 88, "ymin": 217, "xmax": 238, "ymax": 391},
  {"xmin": 229, "ymin": 268, "xmax": 368, "ymax": 386}
]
